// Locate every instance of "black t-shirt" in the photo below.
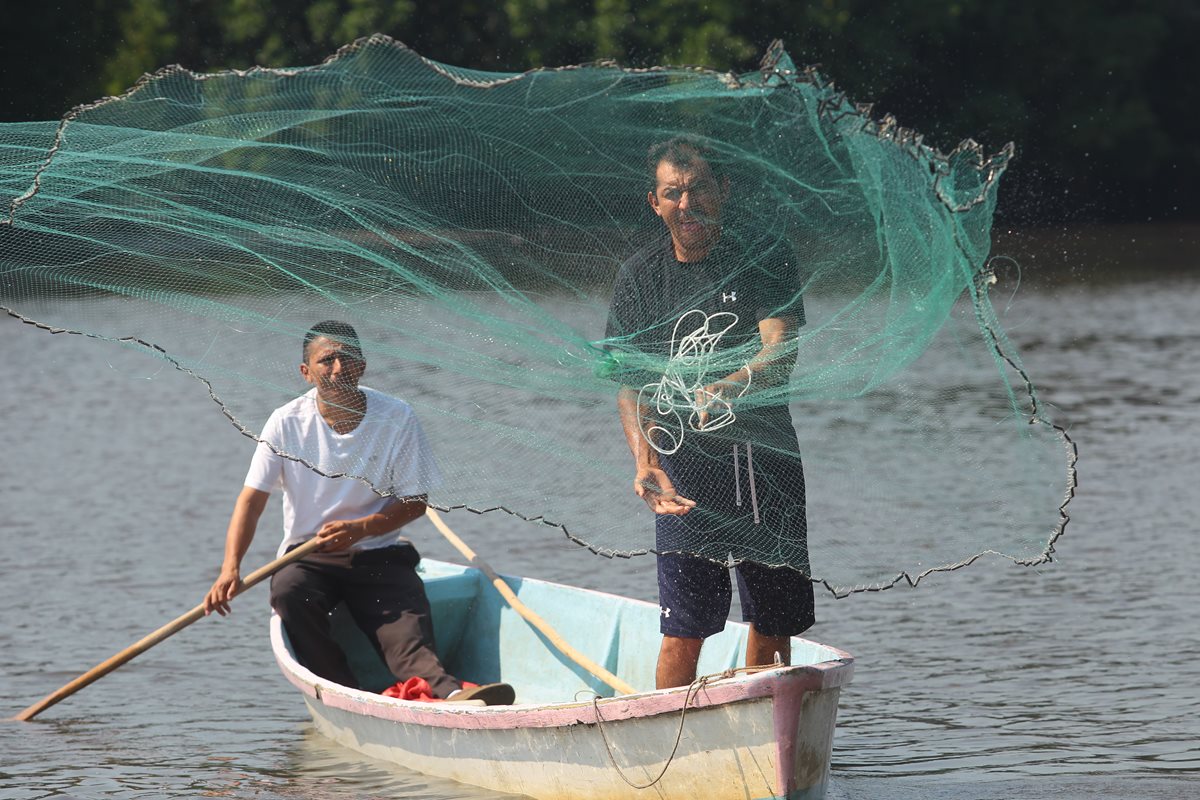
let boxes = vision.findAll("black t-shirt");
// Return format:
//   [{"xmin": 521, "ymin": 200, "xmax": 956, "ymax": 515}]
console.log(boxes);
[{"xmin": 604, "ymin": 230, "xmax": 804, "ymax": 450}]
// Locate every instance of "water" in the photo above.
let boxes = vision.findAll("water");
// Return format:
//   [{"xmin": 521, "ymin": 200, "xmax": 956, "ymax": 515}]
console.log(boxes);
[{"xmin": 2, "ymin": 267, "xmax": 1198, "ymax": 799}]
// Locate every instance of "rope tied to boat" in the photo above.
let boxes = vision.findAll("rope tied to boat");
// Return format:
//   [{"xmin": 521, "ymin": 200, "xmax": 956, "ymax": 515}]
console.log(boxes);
[{"xmin": 589, "ymin": 659, "xmax": 783, "ymax": 789}]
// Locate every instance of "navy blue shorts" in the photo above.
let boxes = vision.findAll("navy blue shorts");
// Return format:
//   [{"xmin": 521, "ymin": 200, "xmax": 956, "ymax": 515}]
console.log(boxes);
[
  {"xmin": 655, "ymin": 436, "xmax": 814, "ymax": 639},
  {"xmin": 657, "ymin": 552, "xmax": 815, "ymax": 638}
]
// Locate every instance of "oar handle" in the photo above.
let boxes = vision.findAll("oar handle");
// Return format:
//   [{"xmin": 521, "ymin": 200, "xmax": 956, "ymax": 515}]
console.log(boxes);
[
  {"xmin": 13, "ymin": 536, "xmax": 326, "ymax": 722},
  {"xmin": 426, "ymin": 509, "xmax": 637, "ymax": 696}
]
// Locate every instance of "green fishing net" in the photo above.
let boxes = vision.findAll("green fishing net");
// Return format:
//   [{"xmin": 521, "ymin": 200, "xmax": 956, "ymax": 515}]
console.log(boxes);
[{"xmin": 0, "ymin": 35, "xmax": 1073, "ymax": 595}]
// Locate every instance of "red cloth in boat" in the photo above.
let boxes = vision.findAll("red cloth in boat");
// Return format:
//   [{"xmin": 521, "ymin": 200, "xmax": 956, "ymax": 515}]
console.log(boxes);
[{"xmin": 382, "ymin": 676, "xmax": 479, "ymax": 702}]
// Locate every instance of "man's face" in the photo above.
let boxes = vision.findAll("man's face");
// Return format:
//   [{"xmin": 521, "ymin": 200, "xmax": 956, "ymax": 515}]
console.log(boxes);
[
  {"xmin": 300, "ymin": 336, "xmax": 365, "ymax": 400},
  {"xmin": 648, "ymin": 157, "xmax": 727, "ymax": 262}
]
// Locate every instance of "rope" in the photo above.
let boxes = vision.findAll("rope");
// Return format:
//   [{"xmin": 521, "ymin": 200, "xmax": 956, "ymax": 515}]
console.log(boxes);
[{"xmin": 590, "ymin": 659, "xmax": 783, "ymax": 789}]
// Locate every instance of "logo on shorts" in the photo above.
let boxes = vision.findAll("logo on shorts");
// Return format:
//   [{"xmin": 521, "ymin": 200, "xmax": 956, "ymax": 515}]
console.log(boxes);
[
  {"xmin": 660, "ymin": 606, "xmax": 671, "ymax": 618},
  {"xmin": 722, "ymin": 290, "xmax": 737, "ymax": 303}
]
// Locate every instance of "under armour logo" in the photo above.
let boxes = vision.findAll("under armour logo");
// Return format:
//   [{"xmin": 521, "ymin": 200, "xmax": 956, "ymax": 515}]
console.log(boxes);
[
  {"xmin": 660, "ymin": 606, "xmax": 671, "ymax": 618},
  {"xmin": 722, "ymin": 291, "xmax": 737, "ymax": 303}
]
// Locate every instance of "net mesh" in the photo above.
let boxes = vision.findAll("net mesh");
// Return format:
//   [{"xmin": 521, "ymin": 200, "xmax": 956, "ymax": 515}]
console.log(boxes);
[{"xmin": 0, "ymin": 35, "xmax": 1074, "ymax": 595}]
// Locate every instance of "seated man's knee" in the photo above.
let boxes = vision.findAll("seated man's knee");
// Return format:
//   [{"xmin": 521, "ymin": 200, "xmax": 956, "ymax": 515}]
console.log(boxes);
[{"xmin": 270, "ymin": 571, "xmax": 334, "ymax": 623}]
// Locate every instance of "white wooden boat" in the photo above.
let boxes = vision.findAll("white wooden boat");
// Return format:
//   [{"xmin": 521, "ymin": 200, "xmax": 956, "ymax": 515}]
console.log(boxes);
[{"xmin": 271, "ymin": 559, "xmax": 854, "ymax": 799}]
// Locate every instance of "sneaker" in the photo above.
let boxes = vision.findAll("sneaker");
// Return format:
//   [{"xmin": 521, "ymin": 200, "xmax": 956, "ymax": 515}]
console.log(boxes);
[{"xmin": 447, "ymin": 682, "xmax": 516, "ymax": 706}]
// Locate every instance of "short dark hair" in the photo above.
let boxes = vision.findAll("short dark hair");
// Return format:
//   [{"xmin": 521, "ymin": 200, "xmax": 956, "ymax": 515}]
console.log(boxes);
[
  {"xmin": 303, "ymin": 320, "xmax": 362, "ymax": 361},
  {"xmin": 646, "ymin": 135, "xmax": 726, "ymax": 187}
]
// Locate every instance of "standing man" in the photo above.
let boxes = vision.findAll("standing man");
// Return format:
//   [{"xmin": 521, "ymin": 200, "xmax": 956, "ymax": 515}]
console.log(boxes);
[
  {"xmin": 606, "ymin": 137, "xmax": 815, "ymax": 689},
  {"xmin": 204, "ymin": 320, "xmax": 513, "ymax": 705}
]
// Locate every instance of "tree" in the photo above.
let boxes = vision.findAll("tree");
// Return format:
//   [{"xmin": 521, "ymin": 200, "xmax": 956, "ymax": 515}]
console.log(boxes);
[{"xmin": 1, "ymin": 0, "xmax": 1196, "ymax": 222}]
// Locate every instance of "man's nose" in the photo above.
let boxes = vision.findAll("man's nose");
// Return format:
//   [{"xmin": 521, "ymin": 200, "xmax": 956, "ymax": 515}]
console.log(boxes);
[{"xmin": 677, "ymin": 190, "xmax": 690, "ymax": 210}]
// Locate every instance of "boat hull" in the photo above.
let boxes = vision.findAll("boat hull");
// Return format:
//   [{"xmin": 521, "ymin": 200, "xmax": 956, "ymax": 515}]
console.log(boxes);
[{"xmin": 271, "ymin": 559, "xmax": 853, "ymax": 799}]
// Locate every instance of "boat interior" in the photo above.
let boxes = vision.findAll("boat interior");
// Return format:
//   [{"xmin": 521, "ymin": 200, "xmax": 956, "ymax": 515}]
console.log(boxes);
[{"xmin": 312, "ymin": 559, "xmax": 840, "ymax": 705}]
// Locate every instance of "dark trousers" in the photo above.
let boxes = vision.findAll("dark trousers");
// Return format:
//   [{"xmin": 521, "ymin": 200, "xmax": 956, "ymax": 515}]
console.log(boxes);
[{"xmin": 269, "ymin": 542, "xmax": 460, "ymax": 698}]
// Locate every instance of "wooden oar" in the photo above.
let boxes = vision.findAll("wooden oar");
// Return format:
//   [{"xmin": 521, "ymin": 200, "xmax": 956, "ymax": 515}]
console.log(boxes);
[
  {"xmin": 425, "ymin": 508, "xmax": 637, "ymax": 696},
  {"xmin": 12, "ymin": 535, "xmax": 326, "ymax": 722}
]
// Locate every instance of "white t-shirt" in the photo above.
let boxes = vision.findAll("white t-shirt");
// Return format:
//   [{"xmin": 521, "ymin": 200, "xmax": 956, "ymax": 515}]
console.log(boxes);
[{"xmin": 244, "ymin": 386, "xmax": 442, "ymax": 556}]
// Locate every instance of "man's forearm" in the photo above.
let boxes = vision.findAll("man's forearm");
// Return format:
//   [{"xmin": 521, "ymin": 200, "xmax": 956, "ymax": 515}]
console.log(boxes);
[
  {"xmin": 359, "ymin": 496, "xmax": 428, "ymax": 538},
  {"xmin": 617, "ymin": 386, "xmax": 694, "ymax": 513},
  {"xmin": 617, "ymin": 386, "xmax": 658, "ymax": 467},
  {"xmin": 222, "ymin": 487, "xmax": 269, "ymax": 570},
  {"xmin": 716, "ymin": 317, "xmax": 798, "ymax": 392}
]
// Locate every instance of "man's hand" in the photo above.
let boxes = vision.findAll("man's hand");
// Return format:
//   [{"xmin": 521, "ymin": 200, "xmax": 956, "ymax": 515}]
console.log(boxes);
[
  {"xmin": 635, "ymin": 466, "xmax": 696, "ymax": 515},
  {"xmin": 204, "ymin": 567, "xmax": 243, "ymax": 617},
  {"xmin": 694, "ymin": 383, "xmax": 714, "ymax": 429},
  {"xmin": 316, "ymin": 518, "xmax": 372, "ymax": 552},
  {"xmin": 695, "ymin": 370, "xmax": 749, "ymax": 428},
  {"xmin": 694, "ymin": 382, "xmax": 729, "ymax": 429}
]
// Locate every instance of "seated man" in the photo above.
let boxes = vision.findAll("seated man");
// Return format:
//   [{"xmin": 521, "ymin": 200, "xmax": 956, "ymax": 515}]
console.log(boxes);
[{"xmin": 204, "ymin": 320, "xmax": 513, "ymax": 705}]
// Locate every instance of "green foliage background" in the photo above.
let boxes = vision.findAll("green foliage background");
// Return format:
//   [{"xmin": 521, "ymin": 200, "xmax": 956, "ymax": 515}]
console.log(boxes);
[{"xmin": 3, "ymin": 0, "xmax": 1196, "ymax": 224}]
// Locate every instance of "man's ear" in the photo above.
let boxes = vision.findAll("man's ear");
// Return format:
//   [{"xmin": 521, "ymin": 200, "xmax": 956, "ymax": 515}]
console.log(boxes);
[
  {"xmin": 647, "ymin": 189, "xmax": 662, "ymax": 217},
  {"xmin": 299, "ymin": 362, "xmax": 313, "ymax": 384}
]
